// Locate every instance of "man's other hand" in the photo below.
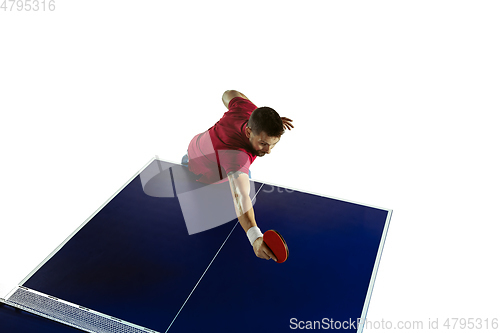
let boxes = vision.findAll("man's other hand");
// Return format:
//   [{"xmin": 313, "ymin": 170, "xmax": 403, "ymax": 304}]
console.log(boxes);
[{"xmin": 281, "ymin": 117, "xmax": 294, "ymax": 131}]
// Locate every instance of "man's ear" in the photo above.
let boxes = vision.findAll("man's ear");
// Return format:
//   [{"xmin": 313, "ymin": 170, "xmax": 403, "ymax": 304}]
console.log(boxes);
[{"xmin": 245, "ymin": 126, "xmax": 252, "ymax": 139}]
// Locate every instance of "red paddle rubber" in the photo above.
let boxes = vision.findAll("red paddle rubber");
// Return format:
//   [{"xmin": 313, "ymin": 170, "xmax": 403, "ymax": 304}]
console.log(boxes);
[{"xmin": 263, "ymin": 230, "xmax": 289, "ymax": 263}]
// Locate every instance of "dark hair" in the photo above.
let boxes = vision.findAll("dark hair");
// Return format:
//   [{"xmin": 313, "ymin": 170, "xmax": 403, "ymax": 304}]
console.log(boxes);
[{"xmin": 248, "ymin": 107, "xmax": 284, "ymax": 137}]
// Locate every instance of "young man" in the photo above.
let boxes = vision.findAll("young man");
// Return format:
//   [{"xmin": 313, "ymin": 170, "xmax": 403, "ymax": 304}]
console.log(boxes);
[{"xmin": 183, "ymin": 90, "xmax": 293, "ymax": 261}]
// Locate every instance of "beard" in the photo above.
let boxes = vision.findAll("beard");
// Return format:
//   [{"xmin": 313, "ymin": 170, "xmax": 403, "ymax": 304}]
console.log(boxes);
[
  {"xmin": 247, "ymin": 136, "xmax": 267, "ymax": 157},
  {"xmin": 249, "ymin": 145, "xmax": 266, "ymax": 157}
]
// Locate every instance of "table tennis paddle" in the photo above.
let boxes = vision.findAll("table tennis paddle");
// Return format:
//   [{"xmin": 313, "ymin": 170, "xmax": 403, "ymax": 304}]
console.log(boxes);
[{"xmin": 263, "ymin": 230, "xmax": 289, "ymax": 263}]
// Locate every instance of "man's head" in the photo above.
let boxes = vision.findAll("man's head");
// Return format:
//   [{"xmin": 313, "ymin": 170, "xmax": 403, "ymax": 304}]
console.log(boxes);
[{"xmin": 245, "ymin": 107, "xmax": 284, "ymax": 157}]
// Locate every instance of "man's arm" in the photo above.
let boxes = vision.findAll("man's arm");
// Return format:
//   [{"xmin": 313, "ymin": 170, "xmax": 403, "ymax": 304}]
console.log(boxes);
[
  {"xmin": 222, "ymin": 90, "xmax": 251, "ymax": 109},
  {"xmin": 227, "ymin": 171, "xmax": 254, "ymax": 232},
  {"xmin": 227, "ymin": 170, "xmax": 277, "ymax": 261}
]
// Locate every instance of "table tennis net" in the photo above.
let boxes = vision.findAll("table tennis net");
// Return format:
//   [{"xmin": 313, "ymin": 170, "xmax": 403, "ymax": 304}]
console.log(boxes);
[{"xmin": 5, "ymin": 286, "xmax": 159, "ymax": 333}]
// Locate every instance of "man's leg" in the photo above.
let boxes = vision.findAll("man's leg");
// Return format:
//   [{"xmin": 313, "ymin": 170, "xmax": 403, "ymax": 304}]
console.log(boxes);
[{"xmin": 181, "ymin": 151, "xmax": 189, "ymax": 167}]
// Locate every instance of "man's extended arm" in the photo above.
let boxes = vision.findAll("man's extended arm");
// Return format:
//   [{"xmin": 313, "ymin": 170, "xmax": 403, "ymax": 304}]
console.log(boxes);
[
  {"xmin": 222, "ymin": 90, "xmax": 251, "ymax": 109},
  {"xmin": 227, "ymin": 170, "xmax": 277, "ymax": 261}
]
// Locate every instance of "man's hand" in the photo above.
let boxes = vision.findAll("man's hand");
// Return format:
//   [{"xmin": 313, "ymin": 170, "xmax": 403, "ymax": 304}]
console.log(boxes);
[
  {"xmin": 253, "ymin": 237, "xmax": 277, "ymax": 262},
  {"xmin": 282, "ymin": 117, "xmax": 294, "ymax": 131}
]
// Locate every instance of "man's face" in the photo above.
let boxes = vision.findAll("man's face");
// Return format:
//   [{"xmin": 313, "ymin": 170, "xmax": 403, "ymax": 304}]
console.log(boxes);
[{"xmin": 245, "ymin": 127, "xmax": 280, "ymax": 157}]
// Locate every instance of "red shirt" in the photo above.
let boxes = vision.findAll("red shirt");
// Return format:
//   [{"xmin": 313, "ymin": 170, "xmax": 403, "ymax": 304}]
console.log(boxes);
[{"xmin": 187, "ymin": 97, "xmax": 258, "ymax": 184}]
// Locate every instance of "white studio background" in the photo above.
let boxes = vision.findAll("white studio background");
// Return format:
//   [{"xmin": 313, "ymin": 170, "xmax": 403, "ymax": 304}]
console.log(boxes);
[{"xmin": 1, "ymin": 1, "xmax": 499, "ymax": 332}]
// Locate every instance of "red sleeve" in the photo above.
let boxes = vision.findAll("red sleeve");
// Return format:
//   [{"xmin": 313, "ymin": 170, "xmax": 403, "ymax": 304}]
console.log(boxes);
[
  {"xmin": 217, "ymin": 149, "xmax": 252, "ymax": 176},
  {"xmin": 228, "ymin": 97, "xmax": 257, "ymax": 112}
]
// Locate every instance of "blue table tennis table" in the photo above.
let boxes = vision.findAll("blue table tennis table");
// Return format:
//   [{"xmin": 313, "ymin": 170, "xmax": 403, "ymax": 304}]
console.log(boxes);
[{"xmin": 1, "ymin": 157, "xmax": 392, "ymax": 333}]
